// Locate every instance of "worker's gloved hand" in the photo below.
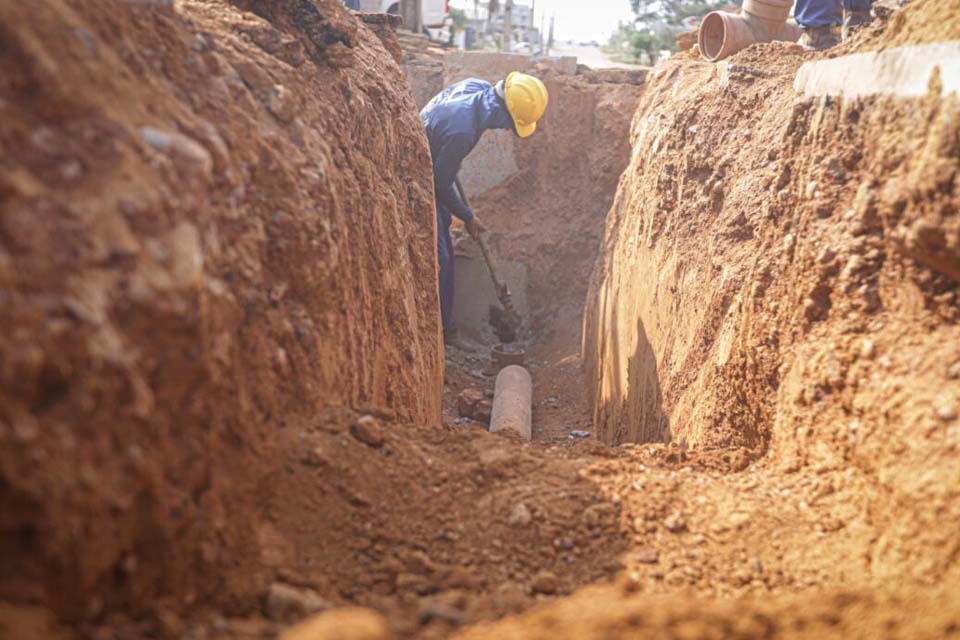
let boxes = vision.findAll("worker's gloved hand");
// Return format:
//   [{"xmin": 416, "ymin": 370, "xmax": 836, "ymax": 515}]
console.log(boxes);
[{"xmin": 468, "ymin": 216, "xmax": 486, "ymax": 240}]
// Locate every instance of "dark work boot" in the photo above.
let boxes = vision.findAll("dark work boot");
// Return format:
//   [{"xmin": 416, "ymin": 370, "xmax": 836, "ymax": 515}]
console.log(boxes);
[
  {"xmin": 842, "ymin": 10, "xmax": 872, "ymax": 41},
  {"xmin": 800, "ymin": 25, "xmax": 840, "ymax": 51}
]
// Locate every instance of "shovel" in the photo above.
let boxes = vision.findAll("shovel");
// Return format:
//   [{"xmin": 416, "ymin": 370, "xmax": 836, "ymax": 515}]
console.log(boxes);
[{"xmin": 454, "ymin": 176, "xmax": 522, "ymax": 343}]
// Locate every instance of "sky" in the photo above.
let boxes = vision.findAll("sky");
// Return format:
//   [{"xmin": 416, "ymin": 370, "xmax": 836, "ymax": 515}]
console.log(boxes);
[{"xmin": 450, "ymin": 0, "xmax": 636, "ymax": 43}]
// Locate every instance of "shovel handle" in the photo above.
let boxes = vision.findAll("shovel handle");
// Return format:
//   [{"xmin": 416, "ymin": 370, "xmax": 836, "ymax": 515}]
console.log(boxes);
[{"xmin": 454, "ymin": 177, "xmax": 510, "ymax": 303}]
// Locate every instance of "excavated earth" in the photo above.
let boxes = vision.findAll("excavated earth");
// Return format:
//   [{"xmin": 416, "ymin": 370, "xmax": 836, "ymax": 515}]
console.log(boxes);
[{"xmin": 1, "ymin": 0, "xmax": 959, "ymax": 639}]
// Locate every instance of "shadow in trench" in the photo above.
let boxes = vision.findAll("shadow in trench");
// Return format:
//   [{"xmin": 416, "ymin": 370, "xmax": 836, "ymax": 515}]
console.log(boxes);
[{"xmin": 602, "ymin": 311, "xmax": 670, "ymax": 445}]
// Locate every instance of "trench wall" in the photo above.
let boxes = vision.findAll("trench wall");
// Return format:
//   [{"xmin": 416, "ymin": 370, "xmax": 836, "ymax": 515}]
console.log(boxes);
[
  {"xmin": 0, "ymin": 0, "xmax": 440, "ymax": 620},
  {"xmin": 584, "ymin": 43, "xmax": 959, "ymax": 581}
]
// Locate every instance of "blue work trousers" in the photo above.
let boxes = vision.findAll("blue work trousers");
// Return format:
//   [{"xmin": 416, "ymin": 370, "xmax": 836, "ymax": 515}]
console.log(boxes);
[
  {"xmin": 437, "ymin": 208, "xmax": 455, "ymax": 331},
  {"xmin": 795, "ymin": 0, "xmax": 873, "ymax": 28}
]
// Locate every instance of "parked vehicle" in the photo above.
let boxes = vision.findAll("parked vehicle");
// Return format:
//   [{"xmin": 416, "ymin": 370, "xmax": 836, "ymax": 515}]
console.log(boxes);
[
  {"xmin": 381, "ymin": 0, "xmax": 449, "ymax": 27},
  {"xmin": 358, "ymin": 0, "xmax": 450, "ymax": 40}
]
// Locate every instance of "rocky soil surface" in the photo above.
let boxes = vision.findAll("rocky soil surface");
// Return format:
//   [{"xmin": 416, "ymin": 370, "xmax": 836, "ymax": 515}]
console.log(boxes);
[{"xmin": 0, "ymin": 0, "xmax": 442, "ymax": 631}]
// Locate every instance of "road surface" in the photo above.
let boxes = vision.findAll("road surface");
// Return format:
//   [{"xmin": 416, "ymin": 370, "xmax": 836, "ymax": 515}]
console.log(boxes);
[{"xmin": 549, "ymin": 44, "xmax": 646, "ymax": 70}]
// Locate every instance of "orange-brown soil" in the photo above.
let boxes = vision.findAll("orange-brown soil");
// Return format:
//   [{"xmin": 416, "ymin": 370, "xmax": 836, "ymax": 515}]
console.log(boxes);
[
  {"xmin": 0, "ymin": 0, "xmax": 442, "ymax": 631},
  {"xmin": 1, "ymin": 0, "xmax": 958, "ymax": 639}
]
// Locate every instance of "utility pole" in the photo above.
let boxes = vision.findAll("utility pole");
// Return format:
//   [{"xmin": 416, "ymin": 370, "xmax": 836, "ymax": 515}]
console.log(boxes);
[
  {"xmin": 503, "ymin": 0, "xmax": 513, "ymax": 52},
  {"xmin": 540, "ymin": 13, "xmax": 545, "ymax": 53},
  {"xmin": 547, "ymin": 14, "xmax": 554, "ymax": 55},
  {"xmin": 529, "ymin": 0, "xmax": 535, "ymax": 46},
  {"xmin": 413, "ymin": 0, "xmax": 423, "ymax": 34}
]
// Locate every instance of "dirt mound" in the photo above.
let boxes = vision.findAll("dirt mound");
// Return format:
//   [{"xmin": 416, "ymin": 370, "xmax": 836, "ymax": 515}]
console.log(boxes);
[
  {"xmin": 855, "ymin": 0, "xmax": 960, "ymax": 51},
  {"xmin": 50, "ymin": 409, "xmax": 628, "ymax": 639},
  {"xmin": 453, "ymin": 578, "xmax": 960, "ymax": 639},
  {"xmin": 0, "ymin": 0, "xmax": 441, "ymax": 625},
  {"xmin": 579, "ymin": 0, "xmax": 959, "ymax": 627}
]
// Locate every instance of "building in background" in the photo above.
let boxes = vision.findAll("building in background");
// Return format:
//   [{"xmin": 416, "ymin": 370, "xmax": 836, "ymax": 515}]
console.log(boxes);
[{"xmin": 464, "ymin": 1, "xmax": 540, "ymax": 51}]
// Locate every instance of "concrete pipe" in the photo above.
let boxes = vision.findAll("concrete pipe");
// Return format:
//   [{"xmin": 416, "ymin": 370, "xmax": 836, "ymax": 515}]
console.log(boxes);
[
  {"xmin": 489, "ymin": 365, "xmax": 532, "ymax": 440},
  {"xmin": 698, "ymin": 0, "xmax": 801, "ymax": 62}
]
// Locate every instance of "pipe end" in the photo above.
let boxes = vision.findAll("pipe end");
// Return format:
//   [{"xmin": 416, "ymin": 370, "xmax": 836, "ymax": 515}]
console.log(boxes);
[{"xmin": 698, "ymin": 12, "xmax": 727, "ymax": 62}]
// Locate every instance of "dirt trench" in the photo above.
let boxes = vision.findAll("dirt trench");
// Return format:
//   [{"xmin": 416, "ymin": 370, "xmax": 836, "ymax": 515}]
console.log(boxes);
[{"xmin": 1, "ymin": 0, "xmax": 959, "ymax": 639}]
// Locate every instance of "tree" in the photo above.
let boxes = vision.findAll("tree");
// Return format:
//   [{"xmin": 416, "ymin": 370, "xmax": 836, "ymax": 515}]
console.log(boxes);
[
  {"xmin": 450, "ymin": 7, "xmax": 468, "ymax": 32},
  {"xmin": 485, "ymin": 0, "xmax": 499, "ymax": 33},
  {"xmin": 631, "ymin": 0, "xmax": 733, "ymax": 29},
  {"xmin": 612, "ymin": 0, "xmax": 734, "ymax": 61},
  {"xmin": 604, "ymin": 20, "xmax": 679, "ymax": 64}
]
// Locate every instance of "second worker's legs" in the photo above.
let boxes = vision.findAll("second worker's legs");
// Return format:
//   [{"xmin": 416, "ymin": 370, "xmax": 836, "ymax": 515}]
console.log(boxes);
[{"xmin": 796, "ymin": 0, "xmax": 842, "ymax": 50}]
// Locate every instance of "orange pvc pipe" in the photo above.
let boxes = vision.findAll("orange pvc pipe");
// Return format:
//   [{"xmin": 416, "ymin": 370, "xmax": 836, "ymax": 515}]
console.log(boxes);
[{"xmin": 698, "ymin": 0, "xmax": 801, "ymax": 62}]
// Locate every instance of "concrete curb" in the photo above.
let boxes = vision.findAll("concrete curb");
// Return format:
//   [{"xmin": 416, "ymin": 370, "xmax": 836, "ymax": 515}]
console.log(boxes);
[{"xmin": 794, "ymin": 40, "xmax": 960, "ymax": 99}]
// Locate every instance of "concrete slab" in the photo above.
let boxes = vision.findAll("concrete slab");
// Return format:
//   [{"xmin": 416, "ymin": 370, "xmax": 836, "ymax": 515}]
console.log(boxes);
[
  {"xmin": 458, "ymin": 129, "xmax": 519, "ymax": 196},
  {"xmin": 794, "ymin": 41, "xmax": 960, "ymax": 99}
]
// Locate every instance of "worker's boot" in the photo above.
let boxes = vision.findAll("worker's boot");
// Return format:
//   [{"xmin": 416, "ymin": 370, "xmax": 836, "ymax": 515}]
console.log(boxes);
[
  {"xmin": 799, "ymin": 25, "xmax": 840, "ymax": 51},
  {"xmin": 842, "ymin": 10, "xmax": 872, "ymax": 41}
]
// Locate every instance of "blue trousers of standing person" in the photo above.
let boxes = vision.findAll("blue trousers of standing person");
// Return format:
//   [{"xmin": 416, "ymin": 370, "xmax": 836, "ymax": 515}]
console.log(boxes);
[
  {"xmin": 437, "ymin": 208, "xmax": 455, "ymax": 332},
  {"xmin": 795, "ymin": 0, "xmax": 873, "ymax": 28}
]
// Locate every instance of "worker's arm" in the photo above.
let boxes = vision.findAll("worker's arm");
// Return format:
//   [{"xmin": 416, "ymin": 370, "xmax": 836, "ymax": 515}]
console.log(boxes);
[{"xmin": 432, "ymin": 134, "xmax": 474, "ymax": 224}]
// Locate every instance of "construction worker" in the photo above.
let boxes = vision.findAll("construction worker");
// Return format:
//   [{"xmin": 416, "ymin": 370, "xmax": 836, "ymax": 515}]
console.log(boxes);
[
  {"xmin": 421, "ymin": 73, "xmax": 548, "ymax": 348},
  {"xmin": 796, "ymin": 0, "xmax": 873, "ymax": 50}
]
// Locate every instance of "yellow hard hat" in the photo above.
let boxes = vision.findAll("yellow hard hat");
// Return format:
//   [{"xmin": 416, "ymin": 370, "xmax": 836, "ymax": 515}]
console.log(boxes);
[{"xmin": 504, "ymin": 72, "xmax": 548, "ymax": 138}]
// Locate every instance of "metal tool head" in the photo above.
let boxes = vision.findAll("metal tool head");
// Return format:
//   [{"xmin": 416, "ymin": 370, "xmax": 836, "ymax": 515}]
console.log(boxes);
[{"xmin": 489, "ymin": 304, "xmax": 521, "ymax": 343}]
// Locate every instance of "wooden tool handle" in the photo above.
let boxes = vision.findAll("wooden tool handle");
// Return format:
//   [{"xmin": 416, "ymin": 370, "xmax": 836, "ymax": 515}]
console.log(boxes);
[{"xmin": 454, "ymin": 177, "xmax": 510, "ymax": 304}]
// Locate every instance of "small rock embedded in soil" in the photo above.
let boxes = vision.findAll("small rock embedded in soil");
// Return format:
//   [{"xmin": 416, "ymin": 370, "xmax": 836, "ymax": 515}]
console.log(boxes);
[
  {"xmin": 417, "ymin": 600, "xmax": 465, "ymax": 626},
  {"xmin": 530, "ymin": 570, "xmax": 559, "ymax": 595},
  {"xmin": 635, "ymin": 549, "xmax": 660, "ymax": 564},
  {"xmin": 935, "ymin": 399, "xmax": 958, "ymax": 422},
  {"xmin": 265, "ymin": 582, "xmax": 331, "ymax": 621},
  {"xmin": 553, "ymin": 536, "xmax": 574, "ymax": 550},
  {"xmin": 663, "ymin": 513, "xmax": 687, "ymax": 533},
  {"xmin": 350, "ymin": 415, "xmax": 385, "ymax": 448},
  {"xmin": 302, "ymin": 444, "xmax": 332, "ymax": 467},
  {"xmin": 508, "ymin": 502, "xmax": 532, "ymax": 527},
  {"xmin": 279, "ymin": 607, "xmax": 389, "ymax": 640},
  {"xmin": 138, "ymin": 126, "xmax": 212, "ymax": 176},
  {"xmin": 457, "ymin": 387, "xmax": 492, "ymax": 423},
  {"xmin": 269, "ymin": 84, "xmax": 296, "ymax": 123},
  {"xmin": 583, "ymin": 502, "xmax": 615, "ymax": 528}
]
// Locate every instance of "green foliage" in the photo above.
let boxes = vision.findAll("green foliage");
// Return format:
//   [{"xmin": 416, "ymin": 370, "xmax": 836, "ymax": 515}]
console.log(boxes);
[
  {"xmin": 609, "ymin": 0, "xmax": 736, "ymax": 62},
  {"xmin": 449, "ymin": 7, "xmax": 468, "ymax": 32},
  {"xmin": 605, "ymin": 20, "xmax": 676, "ymax": 63},
  {"xmin": 631, "ymin": 0, "xmax": 733, "ymax": 28}
]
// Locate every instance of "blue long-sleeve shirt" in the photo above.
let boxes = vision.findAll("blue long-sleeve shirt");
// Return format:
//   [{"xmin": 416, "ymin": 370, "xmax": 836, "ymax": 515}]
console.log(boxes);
[{"xmin": 420, "ymin": 78, "xmax": 514, "ymax": 225}]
